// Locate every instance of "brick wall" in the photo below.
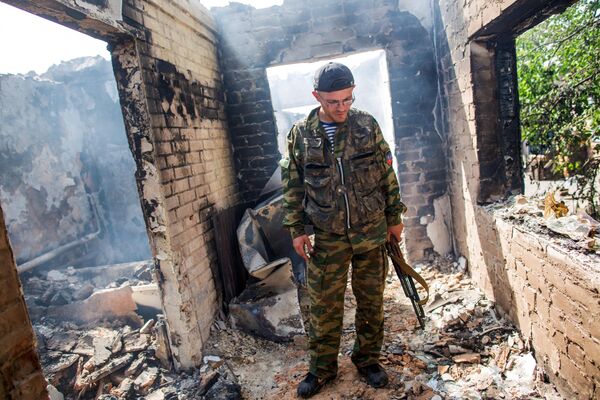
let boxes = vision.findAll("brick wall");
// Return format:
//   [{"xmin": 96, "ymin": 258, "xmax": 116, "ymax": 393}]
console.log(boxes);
[
  {"xmin": 116, "ymin": 0, "xmax": 239, "ymax": 368},
  {"xmin": 0, "ymin": 205, "xmax": 47, "ymax": 399},
  {"xmin": 4, "ymin": 0, "xmax": 239, "ymax": 370},
  {"xmin": 212, "ymin": 0, "xmax": 447, "ymax": 260},
  {"xmin": 436, "ymin": 0, "xmax": 599, "ymax": 397},
  {"xmin": 474, "ymin": 212, "xmax": 600, "ymax": 399}
]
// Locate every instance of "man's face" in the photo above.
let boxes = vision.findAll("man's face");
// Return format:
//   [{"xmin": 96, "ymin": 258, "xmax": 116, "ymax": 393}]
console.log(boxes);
[{"xmin": 313, "ymin": 86, "xmax": 355, "ymax": 123}]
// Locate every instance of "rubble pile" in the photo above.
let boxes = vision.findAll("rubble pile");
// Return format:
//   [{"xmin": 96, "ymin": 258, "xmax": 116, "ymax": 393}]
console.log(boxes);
[
  {"xmin": 20, "ymin": 258, "xmax": 244, "ymax": 399},
  {"xmin": 20, "ymin": 261, "xmax": 176, "ymax": 399},
  {"xmin": 204, "ymin": 254, "xmax": 564, "ymax": 399},
  {"xmin": 19, "ymin": 258, "xmax": 245, "ymax": 399},
  {"xmin": 488, "ymin": 193, "xmax": 600, "ymax": 253},
  {"xmin": 22, "ymin": 261, "xmax": 156, "ymax": 320},
  {"xmin": 38, "ymin": 318, "xmax": 166, "ymax": 398},
  {"xmin": 38, "ymin": 316, "xmax": 241, "ymax": 399},
  {"xmin": 382, "ymin": 258, "xmax": 561, "ymax": 400}
]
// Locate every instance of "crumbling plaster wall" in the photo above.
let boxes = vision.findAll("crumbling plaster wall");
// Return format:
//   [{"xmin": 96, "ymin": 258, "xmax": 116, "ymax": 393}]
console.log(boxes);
[
  {"xmin": 1, "ymin": 0, "xmax": 239, "ymax": 370},
  {"xmin": 0, "ymin": 57, "xmax": 150, "ymax": 267},
  {"xmin": 0, "ymin": 65, "xmax": 98, "ymax": 263},
  {"xmin": 213, "ymin": 0, "xmax": 450, "ymax": 261},
  {"xmin": 0, "ymin": 205, "xmax": 47, "ymax": 399},
  {"xmin": 435, "ymin": 0, "xmax": 600, "ymax": 398}
]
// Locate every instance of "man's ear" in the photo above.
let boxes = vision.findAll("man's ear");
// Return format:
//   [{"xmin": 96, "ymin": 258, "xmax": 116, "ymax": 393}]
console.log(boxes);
[{"xmin": 311, "ymin": 90, "xmax": 320, "ymax": 102}]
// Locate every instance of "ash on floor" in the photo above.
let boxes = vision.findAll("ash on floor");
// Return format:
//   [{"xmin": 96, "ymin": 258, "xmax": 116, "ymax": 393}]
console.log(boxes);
[{"xmin": 202, "ymin": 254, "xmax": 563, "ymax": 400}]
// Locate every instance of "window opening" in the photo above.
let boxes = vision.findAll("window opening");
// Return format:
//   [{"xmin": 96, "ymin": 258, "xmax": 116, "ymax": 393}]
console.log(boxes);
[{"xmin": 517, "ymin": 0, "xmax": 600, "ymax": 219}]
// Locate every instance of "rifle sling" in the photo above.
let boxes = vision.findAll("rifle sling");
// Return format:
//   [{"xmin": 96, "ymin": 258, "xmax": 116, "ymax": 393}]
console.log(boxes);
[{"xmin": 387, "ymin": 242, "xmax": 429, "ymax": 306}]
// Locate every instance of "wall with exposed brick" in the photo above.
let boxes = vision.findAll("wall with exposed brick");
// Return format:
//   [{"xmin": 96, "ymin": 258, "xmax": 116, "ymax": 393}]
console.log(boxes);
[
  {"xmin": 115, "ymin": 0, "xmax": 239, "ymax": 368},
  {"xmin": 473, "ymin": 211, "xmax": 600, "ymax": 399},
  {"xmin": 0, "ymin": 205, "xmax": 47, "ymax": 399},
  {"xmin": 212, "ymin": 0, "xmax": 447, "ymax": 260},
  {"xmin": 436, "ymin": 0, "xmax": 599, "ymax": 398},
  {"xmin": 2, "ymin": 0, "xmax": 239, "ymax": 370}
]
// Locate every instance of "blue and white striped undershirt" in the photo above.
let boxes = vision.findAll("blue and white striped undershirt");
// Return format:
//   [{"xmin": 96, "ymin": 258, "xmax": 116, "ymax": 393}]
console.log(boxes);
[{"xmin": 321, "ymin": 121, "xmax": 338, "ymax": 152}]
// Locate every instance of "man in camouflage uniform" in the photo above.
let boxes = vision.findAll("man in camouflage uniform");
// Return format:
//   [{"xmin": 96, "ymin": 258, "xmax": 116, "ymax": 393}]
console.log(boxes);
[{"xmin": 280, "ymin": 62, "xmax": 406, "ymax": 398}]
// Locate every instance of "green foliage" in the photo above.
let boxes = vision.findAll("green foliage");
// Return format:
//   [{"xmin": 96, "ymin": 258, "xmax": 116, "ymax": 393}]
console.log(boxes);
[{"xmin": 517, "ymin": 0, "xmax": 600, "ymax": 217}]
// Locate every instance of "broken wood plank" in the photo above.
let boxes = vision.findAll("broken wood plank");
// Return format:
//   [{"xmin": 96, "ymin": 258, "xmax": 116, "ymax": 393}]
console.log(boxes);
[
  {"xmin": 46, "ymin": 354, "xmax": 80, "ymax": 375},
  {"xmin": 448, "ymin": 344, "xmax": 471, "ymax": 354},
  {"xmin": 452, "ymin": 352, "xmax": 481, "ymax": 364},
  {"xmin": 124, "ymin": 355, "xmax": 146, "ymax": 377},
  {"xmin": 123, "ymin": 333, "xmax": 150, "ymax": 352},
  {"xmin": 75, "ymin": 353, "xmax": 134, "ymax": 390},
  {"xmin": 495, "ymin": 345, "xmax": 511, "ymax": 371}
]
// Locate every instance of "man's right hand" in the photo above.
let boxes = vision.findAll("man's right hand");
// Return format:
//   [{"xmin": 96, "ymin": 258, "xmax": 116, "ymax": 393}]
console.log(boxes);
[{"xmin": 292, "ymin": 234, "xmax": 313, "ymax": 262}]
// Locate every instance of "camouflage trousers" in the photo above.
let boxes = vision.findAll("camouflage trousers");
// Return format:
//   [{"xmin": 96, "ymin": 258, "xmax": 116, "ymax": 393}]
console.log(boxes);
[{"xmin": 307, "ymin": 231, "xmax": 388, "ymax": 379}]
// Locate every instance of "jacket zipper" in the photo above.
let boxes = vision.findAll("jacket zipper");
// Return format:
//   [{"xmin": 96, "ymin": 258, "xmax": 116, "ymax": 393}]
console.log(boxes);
[{"xmin": 336, "ymin": 157, "xmax": 351, "ymax": 229}]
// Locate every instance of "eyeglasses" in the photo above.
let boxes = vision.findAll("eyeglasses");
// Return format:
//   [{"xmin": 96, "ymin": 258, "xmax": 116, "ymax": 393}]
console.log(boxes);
[{"xmin": 320, "ymin": 95, "xmax": 355, "ymax": 107}]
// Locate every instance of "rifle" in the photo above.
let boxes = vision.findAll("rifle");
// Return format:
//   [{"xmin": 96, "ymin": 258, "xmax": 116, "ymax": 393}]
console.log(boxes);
[{"xmin": 385, "ymin": 240, "xmax": 429, "ymax": 329}]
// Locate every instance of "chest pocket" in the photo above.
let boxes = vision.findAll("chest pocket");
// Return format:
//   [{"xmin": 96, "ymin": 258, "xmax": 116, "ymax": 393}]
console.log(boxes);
[
  {"xmin": 350, "ymin": 152, "xmax": 382, "ymax": 191},
  {"xmin": 304, "ymin": 163, "xmax": 332, "ymax": 207},
  {"xmin": 352, "ymin": 126, "xmax": 373, "ymax": 151},
  {"xmin": 350, "ymin": 152, "xmax": 385, "ymax": 215},
  {"xmin": 304, "ymin": 137, "xmax": 325, "ymax": 164}
]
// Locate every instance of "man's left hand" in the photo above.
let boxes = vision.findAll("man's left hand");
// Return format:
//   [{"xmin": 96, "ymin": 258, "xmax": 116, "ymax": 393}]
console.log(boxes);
[{"xmin": 387, "ymin": 223, "xmax": 404, "ymax": 243}]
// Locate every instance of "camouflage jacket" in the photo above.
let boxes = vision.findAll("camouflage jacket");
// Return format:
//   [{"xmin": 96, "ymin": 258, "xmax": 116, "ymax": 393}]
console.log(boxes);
[{"xmin": 281, "ymin": 107, "xmax": 406, "ymax": 245}]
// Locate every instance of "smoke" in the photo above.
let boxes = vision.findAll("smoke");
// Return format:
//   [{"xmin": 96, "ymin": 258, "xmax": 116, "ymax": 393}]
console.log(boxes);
[
  {"xmin": 0, "ymin": 57, "xmax": 151, "ymax": 268},
  {"xmin": 398, "ymin": 0, "xmax": 434, "ymax": 32}
]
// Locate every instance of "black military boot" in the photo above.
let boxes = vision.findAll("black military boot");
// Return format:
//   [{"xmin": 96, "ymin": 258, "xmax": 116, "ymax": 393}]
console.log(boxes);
[
  {"xmin": 357, "ymin": 364, "xmax": 389, "ymax": 388},
  {"xmin": 297, "ymin": 372, "xmax": 334, "ymax": 398}
]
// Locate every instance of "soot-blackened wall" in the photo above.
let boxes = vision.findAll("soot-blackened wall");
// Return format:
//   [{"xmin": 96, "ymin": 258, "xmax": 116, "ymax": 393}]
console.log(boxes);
[
  {"xmin": 2, "ymin": 0, "xmax": 239, "ymax": 370},
  {"xmin": 213, "ymin": 0, "xmax": 446, "ymax": 260}
]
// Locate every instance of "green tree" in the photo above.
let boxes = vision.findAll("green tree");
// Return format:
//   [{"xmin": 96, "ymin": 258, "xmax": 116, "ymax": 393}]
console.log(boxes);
[{"xmin": 517, "ymin": 0, "xmax": 600, "ymax": 218}]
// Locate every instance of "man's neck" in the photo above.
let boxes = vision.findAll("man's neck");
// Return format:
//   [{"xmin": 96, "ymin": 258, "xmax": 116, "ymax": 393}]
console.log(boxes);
[
  {"xmin": 317, "ymin": 107, "xmax": 349, "ymax": 124},
  {"xmin": 318, "ymin": 107, "xmax": 333, "ymax": 123}
]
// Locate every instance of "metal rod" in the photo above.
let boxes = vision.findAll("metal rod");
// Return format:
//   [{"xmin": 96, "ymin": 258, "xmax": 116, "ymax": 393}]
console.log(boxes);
[{"xmin": 17, "ymin": 194, "xmax": 102, "ymax": 273}]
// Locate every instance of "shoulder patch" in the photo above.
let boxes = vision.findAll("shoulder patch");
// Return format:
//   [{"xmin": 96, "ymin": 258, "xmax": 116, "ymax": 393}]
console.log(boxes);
[{"xmin": 385, "ymin": 151, "xmax": 393, "ymax": 166}]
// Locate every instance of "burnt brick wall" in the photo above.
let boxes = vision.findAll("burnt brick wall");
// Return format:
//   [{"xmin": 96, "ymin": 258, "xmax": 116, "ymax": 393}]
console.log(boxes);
[
  {"xmin": 116, "ymin": 0, "xmax": 240, "ymax": 368},
  {"xmin": 436, "ymin": 0, "xmax": 599, "ymax": 397},
  {"xmin": 0, "ymin": 205, "xmax": 47, "ymax": 399},
  {"xmin": 213, "ymin": 0, "xmax": 447, "ymax": 260},
  {"xmin": 5, "ymin": 0, "xmax": 239, "ymax": 370}
]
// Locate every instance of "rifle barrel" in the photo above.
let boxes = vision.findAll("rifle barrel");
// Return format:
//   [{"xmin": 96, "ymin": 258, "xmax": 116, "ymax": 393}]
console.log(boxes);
[{"xmin": 386, "ymin": 241, "xmax": 426, "ymax": 329}]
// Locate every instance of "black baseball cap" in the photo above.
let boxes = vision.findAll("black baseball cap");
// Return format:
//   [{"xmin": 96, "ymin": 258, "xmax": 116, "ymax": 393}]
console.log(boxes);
[{"xmin": 313, "ymin": 62, "xmax": 355, "ymax": 92}]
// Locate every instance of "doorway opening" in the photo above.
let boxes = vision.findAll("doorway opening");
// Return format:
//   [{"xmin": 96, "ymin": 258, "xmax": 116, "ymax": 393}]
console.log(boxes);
[
  {"xmin": 266, "ymin": 49, "xmax": 397, "ymax": 171},
  {"xmin": 0, "ymin": 3, "xmax": 160, "ymax": 397}
]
